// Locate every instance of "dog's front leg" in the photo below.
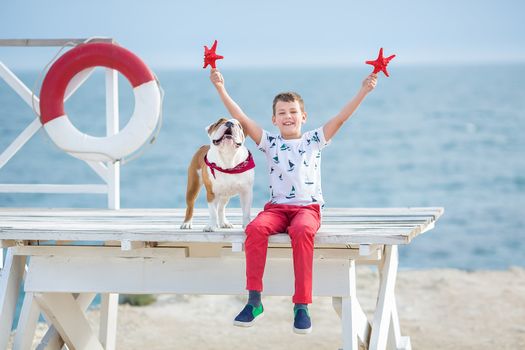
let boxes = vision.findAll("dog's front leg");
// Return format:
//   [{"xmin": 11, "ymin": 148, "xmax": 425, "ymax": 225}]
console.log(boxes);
[
  {"xmin": 204, "ymin": 199, "xmax": 220, "ymax": 232},
  {"xmin": 239, "ymin": 189, "xmax": 253, "ymax": 229},
  {"xmin": 217, "ymin": 196, "xmax": 234, "ymax": 228}
]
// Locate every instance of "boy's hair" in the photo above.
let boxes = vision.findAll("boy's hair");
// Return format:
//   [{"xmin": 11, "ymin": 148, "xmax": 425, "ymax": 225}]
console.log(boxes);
[{"xmin": 272, "ymin": 92, "xmax": 304, "ymax": 115}]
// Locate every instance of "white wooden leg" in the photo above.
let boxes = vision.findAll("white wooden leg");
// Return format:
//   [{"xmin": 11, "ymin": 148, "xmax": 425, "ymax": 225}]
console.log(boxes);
[
  {"xmin": 99, "ymin": 293, "xmax": 118, "ymax": 350},
  {"xmin": 369, "ymin": 245, "xmax": 410, "ymax": 350},
  {"xmin": 387, "ymin": 302, "xmax": 411, "ymax": 350},
  {"xmin": 37, "ymin": 293, "xmax": 96, "ymax": 350},
  {"xmin": 0, "ymin": 249, "xmax": 26, "ymax": 350},
  {"xmin": 335, "ymin": 260, "xmax": 371, "ymax": 350},
  {"xmin": 35, "ymin": 327, "xmax": 63, "ymax": 350},
  {"xmin": 13, "ymin": 292, "xmax": 40, "ymax": 350},
  {"xmin": 34, "ymin": 292, "xmax": 104, "ymax": 350},
  {"xmin": 341, "ymin": 296, "xmax": 358, "ymax": 350}
]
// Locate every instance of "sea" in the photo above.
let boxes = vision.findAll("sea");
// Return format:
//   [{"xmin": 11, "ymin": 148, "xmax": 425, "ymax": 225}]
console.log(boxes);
[{"xmin": 1, "ymin": 64, "xmax": 524, "ymax": 271}]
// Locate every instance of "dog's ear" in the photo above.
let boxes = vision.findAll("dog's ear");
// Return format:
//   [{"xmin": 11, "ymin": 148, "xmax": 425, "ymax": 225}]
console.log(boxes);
[{"xmin": 206, "ymin": 118, "xmax": 228, "ymax": 135}]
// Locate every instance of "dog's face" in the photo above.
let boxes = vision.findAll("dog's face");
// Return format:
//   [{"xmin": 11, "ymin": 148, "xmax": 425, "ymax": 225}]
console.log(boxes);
[{"xmin": 206, "ymin": 118, "xmax": 245, "ymax": 150}]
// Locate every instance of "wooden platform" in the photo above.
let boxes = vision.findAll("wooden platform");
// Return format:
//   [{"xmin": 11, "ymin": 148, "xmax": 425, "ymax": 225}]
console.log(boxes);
[
  {"xmin": 0, "ymin": 207, "xmax": 443, "ymax": 246},
  {"xmin": 0, "ymin": 207, "xmax": 444, "ymax": 350}
]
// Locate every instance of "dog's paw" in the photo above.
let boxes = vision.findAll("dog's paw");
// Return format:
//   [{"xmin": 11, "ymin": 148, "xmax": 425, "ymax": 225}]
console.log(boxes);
[
  {"xmin": 180, "ymin": 222, "xmax": 192, "ymax": 229},
  {"xmin": 220, "ymin": 221, "xmax": 234, "ymax": 229},
  {"xmin": 203, "ymin": 225, "xmax": 217, "ymax": 232}
]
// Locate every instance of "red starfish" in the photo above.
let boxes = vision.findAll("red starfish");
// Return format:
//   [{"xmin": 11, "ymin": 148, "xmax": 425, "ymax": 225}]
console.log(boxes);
[
  {"xmin": 365, "ymin": 48, "xmax": 396, "ymax": 77},
  {"xmin": 203, "ymin": 40, "xmax": 224, "ymax": 69}
]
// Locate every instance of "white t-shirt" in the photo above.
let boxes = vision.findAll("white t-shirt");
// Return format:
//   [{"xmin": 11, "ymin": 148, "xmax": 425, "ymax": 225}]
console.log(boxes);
[{"xmin": 257, "ymin": 127, "xmax": 330, "ymax": 206}]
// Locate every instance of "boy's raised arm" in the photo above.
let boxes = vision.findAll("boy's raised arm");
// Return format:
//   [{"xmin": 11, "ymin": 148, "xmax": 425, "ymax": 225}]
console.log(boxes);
[
  {"xmin": 323, "ymin": 73, "xmax": 377, "ymax": 142},
  {"xmin": 210, "ymin": 69, "xmax": 263, "ymax": 145}
]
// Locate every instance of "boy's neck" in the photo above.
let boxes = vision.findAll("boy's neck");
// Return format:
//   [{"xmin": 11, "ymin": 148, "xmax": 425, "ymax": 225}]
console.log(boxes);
[{"xmin": 280, "ymin": 131, "xmax": 303, "ymax": 140}]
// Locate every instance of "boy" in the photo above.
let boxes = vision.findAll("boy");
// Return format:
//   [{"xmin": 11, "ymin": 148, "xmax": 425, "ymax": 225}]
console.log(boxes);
[{"xmin": 210, "ymin": 68, "xmax": 377, "ymax": 334}]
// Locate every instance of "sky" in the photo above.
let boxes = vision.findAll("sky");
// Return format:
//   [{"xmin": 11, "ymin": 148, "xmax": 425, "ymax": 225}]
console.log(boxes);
[{"xmin": 1, "ymin": 0, "xmax": 524, "ymax": 69}]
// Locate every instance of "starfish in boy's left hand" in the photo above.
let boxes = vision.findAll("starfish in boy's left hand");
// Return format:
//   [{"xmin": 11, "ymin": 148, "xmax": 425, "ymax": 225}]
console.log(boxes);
[{"xmin": 366, "ymin": 48, "xmax": 396, "ymax": 77}]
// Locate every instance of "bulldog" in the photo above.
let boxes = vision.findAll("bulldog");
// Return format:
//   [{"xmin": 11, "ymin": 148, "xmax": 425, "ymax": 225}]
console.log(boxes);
[{"xmin": 180, "ymin": 118, "xmax": 255, "ymax": 231}]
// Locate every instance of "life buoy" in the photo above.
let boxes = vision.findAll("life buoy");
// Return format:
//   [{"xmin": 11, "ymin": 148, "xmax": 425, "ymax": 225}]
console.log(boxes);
[{"xmin": 39, "ymin": 42, "xmax": 161, "ymax": 162}]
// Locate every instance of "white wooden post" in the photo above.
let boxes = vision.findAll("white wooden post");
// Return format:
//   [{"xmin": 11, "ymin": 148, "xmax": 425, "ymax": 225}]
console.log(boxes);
[
  {"xmin": 369, "ymin": 245, "xmax": 411, "ymax": 350},
  {"xmin": 34, "ymin": 293, "xmax": 104, "ymax": 350},
  {"xmin": 35, "ymin": 293, "xmax": 96, "ymax": 350},
  {"xmin": 0, "ymin": 249, "xmax": 26, "ymax": 349},
  {"xmin": 13, "ymin": 292, "xmax": 40, "ymax": 350},
  {"xmin": 99, "ymin": 67, "xmax": 120, "ymax": 350},
  {"xmin": 106, "ymin": 68, "xmax": 120, "ymax": 211},
  {"xmin": 342, "ymin": 260, "xmax": 358, "ymax": 350}
]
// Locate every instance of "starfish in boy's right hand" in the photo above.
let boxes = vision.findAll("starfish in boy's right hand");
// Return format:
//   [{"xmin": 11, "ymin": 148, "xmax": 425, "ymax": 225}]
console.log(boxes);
[{"xmin": 203, "ymin": 40, "xmax": 224, "ymax": 69}]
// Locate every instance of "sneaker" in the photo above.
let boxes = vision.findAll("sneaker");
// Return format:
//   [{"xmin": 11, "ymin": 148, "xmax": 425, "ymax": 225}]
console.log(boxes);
[
  {"xmin": 293, "ymin": 308, "xmax": 312, "ymax": 334},
  {"xmin": 233, "ymin": 304, "xmax": 264, "ymax": 327}
]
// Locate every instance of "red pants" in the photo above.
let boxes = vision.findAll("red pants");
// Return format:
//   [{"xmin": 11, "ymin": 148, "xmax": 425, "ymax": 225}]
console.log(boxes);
[{"xmin": 244, "ymin": 202, "xmax": 321, "ymax": 304}]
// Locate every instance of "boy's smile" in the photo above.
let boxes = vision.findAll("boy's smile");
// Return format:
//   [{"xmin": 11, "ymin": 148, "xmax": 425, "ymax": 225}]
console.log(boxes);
[{"xmin": 272, "ymin": 101, "xmax": 307, "ymax": 140}]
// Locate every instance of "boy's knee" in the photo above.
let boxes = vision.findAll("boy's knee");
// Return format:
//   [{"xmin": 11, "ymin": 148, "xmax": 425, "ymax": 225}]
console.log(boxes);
[
  {"xmin": 288, "ymin": 224, "xmax": 316, "ymax": 240},
  {"xmin": 245, "ymin": 221, "xmax": 272, "ymax": 237}
]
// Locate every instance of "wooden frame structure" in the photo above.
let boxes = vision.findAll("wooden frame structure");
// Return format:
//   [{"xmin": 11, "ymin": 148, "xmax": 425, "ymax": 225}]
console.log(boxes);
[
  {"xmin": 0, "ymin": 38, "xmax": 121, "ymax": 349},
  {"xmin": 1, "ymin": 208, "xmax": 443, "ymax": 349}
]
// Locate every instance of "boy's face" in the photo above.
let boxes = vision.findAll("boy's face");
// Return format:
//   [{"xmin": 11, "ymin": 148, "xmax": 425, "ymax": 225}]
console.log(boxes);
[{"xmin": 272, "ymin": 100, "xmax": 306, "ymax": 139}]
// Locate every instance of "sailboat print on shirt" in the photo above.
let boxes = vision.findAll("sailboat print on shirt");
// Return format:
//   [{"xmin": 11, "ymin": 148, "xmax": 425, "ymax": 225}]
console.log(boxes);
[
  {"xmin": 305, "ymin": 172, "xmax": 314, "ymax": 185},
  {"xmin": 287, "ymin": 160, "xmax": 295, "ymax": 172},
  {"xmin": 273, "ymin": 155, "xmax": 279, "ymax": 164},
  {"xmin": 298, "ymin": 148, "xmax": 306, "ymax": 155},
  {"xmin": 280, "ymin": 144, "xmax": 290, "ymax": 151},
  {"xmin": 268, "ymin": 135, "xmax": 277, "ymax": 148},
  {"xmin": 312, "ymin": 131, "xmax": 321, "ymax": 143},
  {"xmin": 286, "ymin": 186, "xmax": 296, "ymax": 199}
]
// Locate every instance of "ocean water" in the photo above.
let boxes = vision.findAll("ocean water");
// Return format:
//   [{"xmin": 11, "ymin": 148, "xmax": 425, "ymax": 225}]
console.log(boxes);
[{"xmin": 1, "ymin": 64, "xmax": 524, "ymax": 270}]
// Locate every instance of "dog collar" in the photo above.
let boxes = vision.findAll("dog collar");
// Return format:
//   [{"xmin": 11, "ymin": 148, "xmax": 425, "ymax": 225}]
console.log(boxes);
[{"xmin": 204, "ymin": 151, "xmax": 255, "ymax": 179}]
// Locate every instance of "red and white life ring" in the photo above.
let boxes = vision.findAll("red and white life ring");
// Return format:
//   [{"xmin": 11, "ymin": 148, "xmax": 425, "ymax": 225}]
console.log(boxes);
[{"xmin": 39, "ymin": 42, "xmax": 161, "ymax": 162}]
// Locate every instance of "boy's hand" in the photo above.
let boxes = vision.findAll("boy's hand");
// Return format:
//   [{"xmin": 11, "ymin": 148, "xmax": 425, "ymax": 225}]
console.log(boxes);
[
  {"xmin": 362, "ymin": 73, "xmax": 378, "ymax": 93},
  {"xmin": 210, "ymin": 68, "xmax": 225, "ymax": 89}
]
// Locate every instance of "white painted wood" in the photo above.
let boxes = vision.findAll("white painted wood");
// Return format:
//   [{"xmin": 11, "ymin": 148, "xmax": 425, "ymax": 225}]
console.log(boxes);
[
  {"xmin": 38, "ymin": 293, "xmax": 96, "ymax": 350},
  {"xmin": 341, "ymin": 260, "xmax": 358, "ymax": 350},
  {"xmin": 0, "ymin": 208, "xmax": 444, "ymax": 246},
  {"xmin": 13, "ymin": 292, "xmax": 40, "ymax": 350},
  {"xmin": 34, "ymin": 293, "xmax": 104, "ymax": 350},
  {"xmin": 102, "ymin": 67, "xmax": 120, "ymax": 350},
  {"xmin": 0, "ymin": 61, "xmax": 40, "ymax": 113},
  {"xmin": 0, "ymin": 38, "xmax": 113, "ymax": 47},
  {"xmin": 25, "ymin": 255, "xmax": 352, "ymax": 296},
  {"xmin": 231, "ymin": 242, "xmax": 243, "ymax": 252},
  {"xmin": 0, "ymin": 119, "xmax": 41, "ymax": 170},
  {"xmin": 106, "ymin": 68, "xmax": 120, "ymax": 210},
  {"xmin": 86, "ymin": 161, "xmax": 109, "ymax": 183},
  {"xmin": 99, "ymin": 293, "xmax": 118, "ymax": 350},
  {"xmin": 369, "ymin": 245, "xmax": 399, "ymax": 350},
  {"xmin": 359, "ymin": 244, "xmax": 371, "ymax": 256},
  {"xmin": 35, "ymin": 327, "xmax": 62, "ymax": 350},
  {"xmin": 0, "ymin": 250, "xmax": 26, "ymax": 350},
  {"xmin": 120, "ymin": 240, "xmax": 146, "ymax": 251},
  {"xmin": 0, "ymin": 184, "xmax": 108, "ymax": 194}
]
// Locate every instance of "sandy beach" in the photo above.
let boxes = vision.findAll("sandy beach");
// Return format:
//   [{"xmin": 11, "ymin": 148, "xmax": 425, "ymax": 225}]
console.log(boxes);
[{"xmin": 12, "ymin": 267, "xmax": 525, "ymax": 350}]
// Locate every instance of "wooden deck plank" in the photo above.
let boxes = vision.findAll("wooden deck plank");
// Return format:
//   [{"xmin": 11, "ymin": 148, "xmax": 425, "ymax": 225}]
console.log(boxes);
[{"xmin": 0, "ymin": 207, "xmax": 443, "ymax": 245}]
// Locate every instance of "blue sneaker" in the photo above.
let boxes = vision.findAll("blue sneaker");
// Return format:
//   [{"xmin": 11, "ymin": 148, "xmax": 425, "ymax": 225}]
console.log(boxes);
[
  {"xmin": 233, "ymin": 304, "xmax": 264, "ymax": 327},
  {"xmin": 293, "ymin": 307, "xmax": 312, "ymax": 334}
]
